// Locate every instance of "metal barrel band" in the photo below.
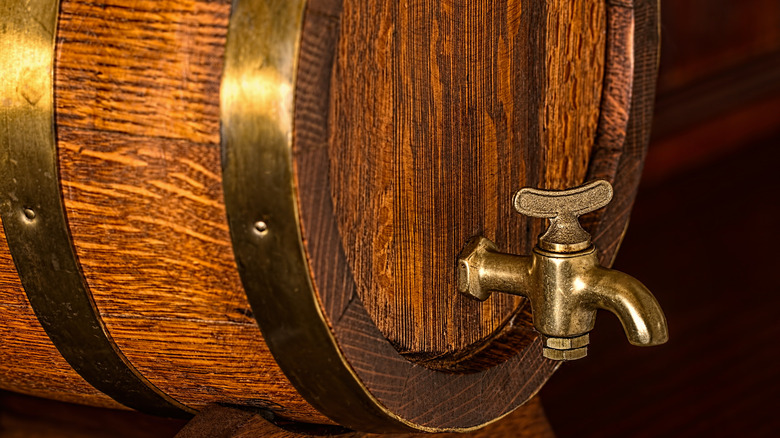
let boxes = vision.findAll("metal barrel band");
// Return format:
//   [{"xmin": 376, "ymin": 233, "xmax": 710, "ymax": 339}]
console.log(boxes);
[
  {"xmin": 220, "ymin": 0, "xmax": 424, "ymax": 432},
  {"xmin": 224, "ymin": 0, "xmax": 531, "ymax": 433},
  {"xmin": 0, "ymin": 0, "xmax": 193, "ymax": 418},
  {"xmin": 221, "ymin": 0, "xmax": 660, "ymax": 432}
]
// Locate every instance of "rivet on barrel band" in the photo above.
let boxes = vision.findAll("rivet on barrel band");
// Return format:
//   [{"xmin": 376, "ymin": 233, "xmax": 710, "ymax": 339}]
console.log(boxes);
[
  {"xmin": 220, "ymin": 0, "xmax": 423, "ymax": 433},
  {"xmin": 0, "ymin": 0, "xmax": 193, "ymax": 418}
]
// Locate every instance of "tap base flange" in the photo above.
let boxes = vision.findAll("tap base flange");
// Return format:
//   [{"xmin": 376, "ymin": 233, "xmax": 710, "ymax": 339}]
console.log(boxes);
[
  {"xmin": 543, "ymin": 346, "xmax": 588, "ymax": 361},
  {"xmin": 542, "ymin": 333, "xmax": 590, "ymax": 361}
]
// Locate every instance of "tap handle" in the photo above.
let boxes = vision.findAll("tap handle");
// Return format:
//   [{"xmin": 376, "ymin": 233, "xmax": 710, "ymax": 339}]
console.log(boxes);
[{"xmin": 513, "ymin": 180, "xmax": 613, "ymax": 252}]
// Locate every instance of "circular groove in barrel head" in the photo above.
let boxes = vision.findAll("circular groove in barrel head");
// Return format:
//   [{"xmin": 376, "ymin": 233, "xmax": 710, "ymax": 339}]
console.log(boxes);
[
  {"xmin": 223, "ymin": 0, "xmax": 657, "ymax": 431},
  {"xmin": 221, "ymin": 0, "xmax": 432, "ymax": 432}
]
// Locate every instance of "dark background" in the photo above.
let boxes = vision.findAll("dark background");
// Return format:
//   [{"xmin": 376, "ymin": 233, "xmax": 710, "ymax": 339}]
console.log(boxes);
[
  {"xmin": 542, "ymin": 0, "xmax": 780, "ymax": 436},
  {"xmin": 2, "ymin": 0, "xmax": 779, "ymax": 436}
]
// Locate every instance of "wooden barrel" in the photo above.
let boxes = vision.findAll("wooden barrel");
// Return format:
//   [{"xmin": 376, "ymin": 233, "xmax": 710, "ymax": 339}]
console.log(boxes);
[{"xmin": 0, "ymin": 0, "xmax": 659, "ymax": 433}]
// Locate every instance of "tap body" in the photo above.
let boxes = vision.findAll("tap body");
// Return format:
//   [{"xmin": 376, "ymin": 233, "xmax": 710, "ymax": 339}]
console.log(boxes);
[{"xmin": 458, "ymin": 236, "xmax": 668, "ymax": 360}]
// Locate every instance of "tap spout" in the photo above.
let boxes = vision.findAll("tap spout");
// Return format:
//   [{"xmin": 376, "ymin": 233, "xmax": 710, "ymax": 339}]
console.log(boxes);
[
  {"xmin": 457, "ymin": 180, "xmax": 668, "ymax": 361},
  {"xmin": 585, "ymin": 267, "xmax": 669, "ymax": 346},
  {"xmin": 457, "ymin": 237, "xmax": 668, "ymax": 359}
]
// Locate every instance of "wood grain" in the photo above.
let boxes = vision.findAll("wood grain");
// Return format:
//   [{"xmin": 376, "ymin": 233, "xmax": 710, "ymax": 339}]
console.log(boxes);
[
  {"xmin": 326, "ymin": 0, "xmax": 606, "ymax": 360},
  {"xmin": 585, "ymin": 0, "xmax": 660, "ymax": 267},
  {"xmin": 0, "ymin": 221, "xmax": 122, "ymax": 409},
  {"xmin": 297, "ymin": 0, "xmax": 561, "ymax": 428},
  {"xmin": 53, "ymin": 0, "xmax": 325, "ymax": 422},
  {"xmin": 0, "ymin": 0, "xmax": 658, "ymax": 429},
  {"xmin": 293, "ymin": 0, "xmax": 656, "ymax": 429}
]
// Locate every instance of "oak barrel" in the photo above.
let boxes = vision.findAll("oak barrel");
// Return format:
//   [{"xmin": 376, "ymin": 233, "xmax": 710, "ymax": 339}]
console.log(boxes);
[{"xmin": 0, "ymin": 0, "xmax": 659, "ymax": 433}]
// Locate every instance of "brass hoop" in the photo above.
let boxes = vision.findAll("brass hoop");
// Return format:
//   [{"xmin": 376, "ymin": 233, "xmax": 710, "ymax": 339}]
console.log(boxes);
[
  {"xmin": 223, "ymin": 0, "xmax": 658, "ymax": 433},
  {"xmin": 0, "ymin": 0, "xmax": 192, "ymax": 418}
]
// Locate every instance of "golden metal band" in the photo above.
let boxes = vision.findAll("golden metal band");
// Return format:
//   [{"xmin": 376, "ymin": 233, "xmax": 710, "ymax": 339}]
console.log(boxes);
[
  {"xmin": 220, "ymin": 0, "xmax": 425, "ymax": 432},
  {"xmin": 222, "ymin": 0, "xmax": 660, "ymax": 432},
  {"xmin": 0, "ymin": 0, "xmax": 192, "ymax": 418}
]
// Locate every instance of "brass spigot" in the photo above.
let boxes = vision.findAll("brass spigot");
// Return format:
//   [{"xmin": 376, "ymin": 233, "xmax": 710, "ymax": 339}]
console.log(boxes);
[{"xmin": 457, "ymin": 180, "xmax": 668, "ymax": 360}]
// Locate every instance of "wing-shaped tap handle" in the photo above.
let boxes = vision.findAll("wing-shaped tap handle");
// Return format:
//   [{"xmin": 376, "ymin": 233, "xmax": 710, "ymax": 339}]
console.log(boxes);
[
  {"xmin": 513, "ymin": 180, "xmax": 613, "ymax": 252},
  {"xmin": 458, "ymin": 179, "xmax": 667, "ymax": 361}
]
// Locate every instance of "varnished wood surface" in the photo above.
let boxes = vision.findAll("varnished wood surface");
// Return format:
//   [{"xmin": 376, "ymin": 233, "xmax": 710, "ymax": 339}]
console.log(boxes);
[
  {"xmin": 0, "ymin": 0, "xmax": 658, "ymax": 429},
  {"xmin": 53, "ymin": 0, "xmax": 324, "ymax": 422},
  {"xmin": 327, "ymin": 0, "xmax": 605, "ymax": 360},
  {"xmin": 0, "ymin": 222, "xmax": 122, "ymax": 410},
  {"xmin": 290, "ymin": 0, "xmax": 654, "ymax": 429},
  {"xmin": 292, "ymin": 0, "xmax": 557, "ymax": 428}
]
